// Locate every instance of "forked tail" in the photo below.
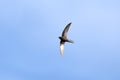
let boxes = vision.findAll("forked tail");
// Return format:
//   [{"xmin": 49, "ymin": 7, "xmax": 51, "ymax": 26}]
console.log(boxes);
[{"xmin": 67, "ymin": 39, "xmax": 74, "ymax": 43}]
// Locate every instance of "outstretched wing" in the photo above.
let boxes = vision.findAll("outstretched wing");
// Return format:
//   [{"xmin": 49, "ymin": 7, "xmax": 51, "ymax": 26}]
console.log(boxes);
[
  {"xmin": 62, "ymin": 22, "xmax": 72, "ymax": 37},
  {"xmin": 60, "ymin": 41, "xmax": 65, "ymax": 56}
]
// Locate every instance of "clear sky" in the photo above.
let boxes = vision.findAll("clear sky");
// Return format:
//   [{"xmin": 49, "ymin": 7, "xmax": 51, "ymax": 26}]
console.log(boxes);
[{"xmin": 0, "ymin": 0, "xmax": 120, "ymax": 80}]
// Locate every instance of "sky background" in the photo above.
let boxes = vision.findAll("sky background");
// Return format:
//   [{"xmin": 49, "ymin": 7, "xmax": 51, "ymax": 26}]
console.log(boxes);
[{"xmin": 0, "ymin": 0, "xmax": 120, "ymax": 80}]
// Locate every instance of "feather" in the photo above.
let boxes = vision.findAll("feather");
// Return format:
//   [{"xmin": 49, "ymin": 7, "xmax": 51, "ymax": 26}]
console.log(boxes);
[
  {"xmin": 60, "ymin": 43, "xmax": 64, "ymax": 56},
  {"xmin": 62, "ymin": 22, "xmax": 72, "ymax": 37}
]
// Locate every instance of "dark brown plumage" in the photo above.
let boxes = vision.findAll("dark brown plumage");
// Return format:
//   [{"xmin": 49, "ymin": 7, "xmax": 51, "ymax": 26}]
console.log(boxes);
[{"xmin": 59, "ymin": 22, "xmax": 73, "ymax": 56}]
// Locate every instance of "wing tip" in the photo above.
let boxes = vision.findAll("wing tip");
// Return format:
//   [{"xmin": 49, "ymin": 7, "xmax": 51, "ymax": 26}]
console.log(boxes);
[{"xmin": 61, "ymin": 53, "xmax": 64, "ymax": 57}]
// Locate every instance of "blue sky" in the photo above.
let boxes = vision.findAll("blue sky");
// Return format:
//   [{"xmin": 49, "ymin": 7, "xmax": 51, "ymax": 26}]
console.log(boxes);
[{"xmin": 0, "ymin": 0, "xmax": 120, "ymax": 80}]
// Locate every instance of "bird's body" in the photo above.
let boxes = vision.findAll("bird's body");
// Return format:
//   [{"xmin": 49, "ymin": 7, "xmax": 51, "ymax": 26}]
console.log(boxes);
[{"xmin": 59, "ymin": 22, "xmax": 73, "ymax": 56}]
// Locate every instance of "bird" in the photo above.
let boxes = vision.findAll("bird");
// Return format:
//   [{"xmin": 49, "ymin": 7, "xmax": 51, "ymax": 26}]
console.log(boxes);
[{"xmin": 59, "ymin": 22, "xmax": 74, "ymax": 56}]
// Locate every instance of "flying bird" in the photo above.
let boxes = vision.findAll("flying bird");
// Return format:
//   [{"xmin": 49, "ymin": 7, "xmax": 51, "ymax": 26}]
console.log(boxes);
[{"xmin": 59, "ymin": 22, "xmax": 74, "ymax": 56}]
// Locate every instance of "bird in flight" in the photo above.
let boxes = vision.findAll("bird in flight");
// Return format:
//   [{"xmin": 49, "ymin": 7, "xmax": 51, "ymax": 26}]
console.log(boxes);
[{"xmin": 59, "ymin": 22, "xmax": 74, "ymax": 56}]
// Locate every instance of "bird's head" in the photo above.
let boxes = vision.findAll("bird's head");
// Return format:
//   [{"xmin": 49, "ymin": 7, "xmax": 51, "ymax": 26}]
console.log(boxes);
[{"xmin": 59, "ymin": 36, "xmax": 62, "ymax": 39}]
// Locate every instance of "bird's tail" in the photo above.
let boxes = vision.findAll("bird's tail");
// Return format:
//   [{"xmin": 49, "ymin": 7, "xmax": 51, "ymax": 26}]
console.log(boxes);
[{"xmin": 67, "ymin": 39, "xmax": 74, "ymax": 43}]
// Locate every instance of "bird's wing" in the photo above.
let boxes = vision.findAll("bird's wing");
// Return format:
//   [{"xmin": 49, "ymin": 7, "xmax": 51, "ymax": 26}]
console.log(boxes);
[
  {"xmin": 60, "ymin": 41, "xmax": 65, "ymax": 56},
  {"xmin": 62, "ymin": 22, "xmax": 72, "ymax": 37}
]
